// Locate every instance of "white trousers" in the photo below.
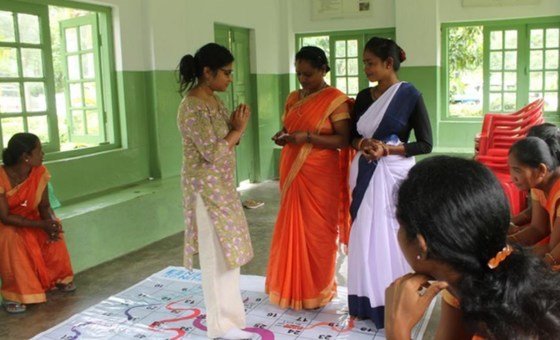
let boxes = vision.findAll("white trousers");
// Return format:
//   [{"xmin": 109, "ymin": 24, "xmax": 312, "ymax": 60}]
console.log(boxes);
[{"xmin": 195, "ymin": 194, "xmax": 246, "ymax": 338}]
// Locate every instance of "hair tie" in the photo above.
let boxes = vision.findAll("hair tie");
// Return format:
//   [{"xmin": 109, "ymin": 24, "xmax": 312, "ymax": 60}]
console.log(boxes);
[{"xmin": 487, "ymin": 244, "xmax": 513, "ymax": 269}]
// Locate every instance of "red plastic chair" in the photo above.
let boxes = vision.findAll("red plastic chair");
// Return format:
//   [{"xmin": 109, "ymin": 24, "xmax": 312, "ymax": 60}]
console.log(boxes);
[{"xmin": 474, "ymin": 99, "xmax": 544, "ymax": 215}]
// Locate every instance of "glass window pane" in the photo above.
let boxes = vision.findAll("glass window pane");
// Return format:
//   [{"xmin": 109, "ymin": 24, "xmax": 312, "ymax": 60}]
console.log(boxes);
[
  {"xmin": 24, "ymin": 82, "xmax": 46, "ymax": 112},
  {"xmin": 0, "ymin": 11, "xmax": 15, "ymax": 42},
  {"xmin": 27, "ymin": 115, "xmax": 49, "ymax": 143},
  {"xmin": 531, "ymin": 29, "xmax": 544, "ymax": 49},
  {"xmin": 336, "ymin": 77, "xmax": 347, "ymax": 94},
  {"xmin": 21, "ymin": 48, "xmax": 43, "ymax": 78},
  {"xmin": 490, "ymin": 72, "xmax": 502, "ymax": 91},
  {"xmin": 347, "ymin": 40, "xmax": 358, "ymax": 57},
  {"xmin": 0, "ymin": 47, "xmax": 18, "ymax": 77},
  {"xmin": 67, "ymin": 55, "xmax": 81, "ymax": 80},
  {"xmin": 85, "ymin": 110, "xmax": 99, "ymax": 135},
  {"xmin": 490, "ymin": 31, "xmax": 503, "ymax": 50},
  {"xmin": 347, "ymin": 58, "xmax": 358, "ymax": 76},
  {"xmin": 81, "ymin": 53, "xmax": 95, "ymax": 79},
  {"xmin": 546, "ymin": 50, "xmax": 559, "ymax": 69},
  {"xmin": 17, "ymin": 14, "xmax": 40, "ymax": 44},
  {"xmin": 1, "ymin": 117, "xmax": 24, "ymax": 146},
  {"xmin": 545, "ymin": 71, "xmax": 558, "ymax": 91},
  {"xmin": 79, "ymin": 24, "xmax": 93, "ymax": 50},
  {"xmin": 0, "ymin": 83, "xmax": 21, "ymax": 113},
  {"xmin": 65, "ymin": 27, "xmax": 78, "ymax": 52},
  {"xmin": 348, "ymin": 77, "xmax": 359, "ymax": 94},
  {"xmin": 503, "ymin": 92, "xmax": 516, "ymax": 111},
  {"xmin": 529, "ymin": 92, "xmax": 542, "ymax": 102},
  {"xmin": 70, "ymin": 83, "xmax": 82, "ymax": 107},
  {"xmin": 504, "ymin": 51, "xmax": 517, "ymax": 70},
  {"xmin": 489, "ymin": 92, "xmax": 502, "ymax": 111},
  {"xmin": 336, "ymin": 59, "xmax": 346, "ymax": 76},
  {"xmin": 504, "ymin": 72, "xmax": 517, "ymax": 91},
  {"xmin": 83, "ymin": 82, "xmax": 97, "ymax": 107},
  {"xmin": 530, "ymin": 71, "xmax": 543, "ymax": 91},
  {"xmin": 544, "ymin": 92, "xmax": 558, "ymax": 112},
  {"xmin": 335, "ymin": 41, "xmax": 346, "ymax": 57},
  {"xmin": 530, "ymin": 50, "xmax": 544, "ymax": 70},
  {"xmin": 301, "ymin": 36, "xmax": 330, "ymax": 56},
  {"xmin": 490, "ymin": 51, "xmax": 503, "ymax": 70},
  {"xmin": 546, "ymin": 28, "xmax": 559, "ymax": 48},
  {"xmin": 3, "ymin": 52, "xmax": 20, "ymax": 81},
  {"xmin": 71, "ymin": 110, "xmax": 84, "ymax": 134},
  {"xmin": 504, "ymin": 30, "xmax": 517, "ymax": 49}
]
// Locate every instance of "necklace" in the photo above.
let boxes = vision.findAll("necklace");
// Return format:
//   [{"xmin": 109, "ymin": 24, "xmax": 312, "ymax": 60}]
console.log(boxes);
[{"xmin": 300, "ymin": 82, "xmax": 328, "ymax": 99}]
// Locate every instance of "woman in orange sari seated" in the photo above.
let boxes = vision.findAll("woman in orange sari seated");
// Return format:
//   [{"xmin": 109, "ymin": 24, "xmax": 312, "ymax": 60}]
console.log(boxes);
[
  {"xmin": 507, "ymin": 137, "xmax": 560, "ymax": 270},
  {"xmin": 0, "ymin": 133, "xmax": 74, "ymax": 314},
  {"xmin": 266, "ymin": 46, "xmax": 352, "ymax": 309}
]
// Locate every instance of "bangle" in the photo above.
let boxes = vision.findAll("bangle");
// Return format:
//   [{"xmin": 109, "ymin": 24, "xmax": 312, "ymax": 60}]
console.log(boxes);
[
  {"xmin": 306, "ymin": 131, "xmax": 312, "ymax": 144},
  {"xmin": 357, "ymin": 138, "xmax": 365, "ymax": 150},
  {"xmin": 382, "ymin": 144, "xmax": 389, "ymax": 157},
  {"xmin": 545, "ymin": 253, "xmax": 558, "ymax": 266},
  {"xmin": 509, "ymin": 221, "xmax": 517, "ymax": 228}
]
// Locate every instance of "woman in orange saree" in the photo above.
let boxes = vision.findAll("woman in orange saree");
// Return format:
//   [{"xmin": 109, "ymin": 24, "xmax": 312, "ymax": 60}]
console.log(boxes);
[
  {"xmin": 266, "ymin": 46, "xmax": 352, "ymax": 310},
  {"xmin": 0, "ymin": 133, "xmax": 74, "ymax": 313}
]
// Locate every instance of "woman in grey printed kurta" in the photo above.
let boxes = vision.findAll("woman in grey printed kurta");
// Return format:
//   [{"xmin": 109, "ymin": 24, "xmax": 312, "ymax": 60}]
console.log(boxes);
[
  {"xmin": 176, "ymin": 43, "xmax": 253, "ymax": 340},
  {"xmin": 178, "ymin": 96, "xmax": 253, "ymax": 269}
]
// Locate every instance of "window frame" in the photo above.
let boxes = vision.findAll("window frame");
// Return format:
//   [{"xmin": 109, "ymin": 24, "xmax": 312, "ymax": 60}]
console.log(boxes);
[
  {"xmin": 441, "ymin": 16, "xmax": 560, "ymax": 122},
  {"xmin": 2, "ymin": 0, "xmax": 120, "ymax": 161},
  {"xmin": 295, "ymin": 28, "xmax": 396, "ymax": 96}
]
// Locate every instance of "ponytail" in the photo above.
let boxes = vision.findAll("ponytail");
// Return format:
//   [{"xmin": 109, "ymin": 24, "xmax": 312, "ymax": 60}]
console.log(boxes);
[
  {"xmin": 177, "ymin": 43, "xmax": 234, "ymax": 95},
  {"xmin": 510, "ymin": 137, "xmax": 557, "ymax": 170}
]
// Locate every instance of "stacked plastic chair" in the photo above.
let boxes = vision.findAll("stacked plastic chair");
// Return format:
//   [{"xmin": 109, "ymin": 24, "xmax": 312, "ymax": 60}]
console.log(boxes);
[{"xmin": 475, "ymin": 98, "xmax": 545, "ymax": 214}]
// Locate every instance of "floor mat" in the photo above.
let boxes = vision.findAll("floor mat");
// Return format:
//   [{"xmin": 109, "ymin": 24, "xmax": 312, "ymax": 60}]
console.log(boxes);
[{"xmin": 33, "ymin": 266, "xmax": 434, "ymax": 339}]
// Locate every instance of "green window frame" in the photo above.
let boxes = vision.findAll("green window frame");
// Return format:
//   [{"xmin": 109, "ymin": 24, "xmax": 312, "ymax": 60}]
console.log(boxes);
[
  {"xmin": 296, "ymin": 28, "xmax": 395, "ymax": 98},
  {"xmin": 0, "ymin": 0, "xmax": 119, "ymax": 160},
  {"xmin": 442, "ymin": 17, "xmax": 560, "ymax": 122}
]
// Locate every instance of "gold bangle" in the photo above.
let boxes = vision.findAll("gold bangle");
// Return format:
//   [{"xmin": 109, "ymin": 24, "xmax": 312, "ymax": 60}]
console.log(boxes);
[
  {"xmin": 545, "ymin": 253, "xmax": 558, "ymax": 266},
  {"xmin": 357, "ymin": 138, "xmax": 364, "ymax": 150}
]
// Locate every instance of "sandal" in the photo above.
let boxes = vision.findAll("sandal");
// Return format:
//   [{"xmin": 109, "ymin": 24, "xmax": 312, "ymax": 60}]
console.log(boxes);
[
  {"xmin": 56, "ymin": 282, "xmax": 76, "ymax": 292},
  {"xmin": 2, "ymin": 300, "xmax": 26, "ymax": 314},
  {"xmin": 242, "ymin": 199, "xmax": 264, "ymax": 209}
]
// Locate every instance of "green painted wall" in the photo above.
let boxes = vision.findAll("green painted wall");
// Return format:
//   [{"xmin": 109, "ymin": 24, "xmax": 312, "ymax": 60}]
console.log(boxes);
[{"xmin": 47, "ymin": 71, "xmax": 152, "ymax": 204}]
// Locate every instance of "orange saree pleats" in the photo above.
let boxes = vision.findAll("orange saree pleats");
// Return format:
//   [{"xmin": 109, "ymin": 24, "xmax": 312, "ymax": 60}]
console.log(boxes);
[
  {"xmin": 266, "ymin": 88, "xmax": 351, "ymax": 309},
  {"xmin": 0, "ymin": 166, "xmax": 73, "ymax": 304}
]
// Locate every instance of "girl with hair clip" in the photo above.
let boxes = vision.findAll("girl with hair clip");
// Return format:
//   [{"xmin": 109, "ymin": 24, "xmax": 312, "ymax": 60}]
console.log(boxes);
[
  {"xmin": 385, "ymin": 156, "xmax": 560, "ymax": 340},
  {"xmin": 347, "ymin": 37, "xmax": 432, "ymax": 326},
  {"xmin": 176, "ymin": 43, "xmax": 253, "ymax": 340},
  {"xmin": 508, "ymin": 137, "xmax": 560, "ymax": 270}
]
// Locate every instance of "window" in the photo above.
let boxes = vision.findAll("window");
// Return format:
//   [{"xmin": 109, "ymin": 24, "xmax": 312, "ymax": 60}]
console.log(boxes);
[
  {"xmin": 296, "ymin": 29, "xmax": 395, "ymax": 98},
  {"xmin": 0, "ymin": 1, "xmax": 118, "ymax": 155},
  {"xmin": 443, "ymin": 17, "xmax": 560, "ymax": 119}
]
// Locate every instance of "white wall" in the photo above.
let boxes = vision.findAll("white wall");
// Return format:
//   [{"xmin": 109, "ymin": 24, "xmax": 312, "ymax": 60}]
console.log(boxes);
[
  {"xmin": 290, "ymin": 0, "xmax": 395, "ymax": 33},
  {"xmin": 440, "ymin": 0, "xmax": 560, "ymax": 22}
]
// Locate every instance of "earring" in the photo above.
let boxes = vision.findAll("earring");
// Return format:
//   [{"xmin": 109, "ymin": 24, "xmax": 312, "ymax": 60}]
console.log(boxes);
[
  {"xmin": 25, "ymin": 159, "xmax": 29, "ymax": 163},
  {"xmin": 416, "ymin": 254, "xmax": 422, "ymax": 260}
]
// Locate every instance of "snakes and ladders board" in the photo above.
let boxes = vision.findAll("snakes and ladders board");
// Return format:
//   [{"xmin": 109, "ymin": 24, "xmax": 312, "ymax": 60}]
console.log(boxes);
[{"xmin": 33, "ymin": 266, "xmax": 434, "ymax": 340}]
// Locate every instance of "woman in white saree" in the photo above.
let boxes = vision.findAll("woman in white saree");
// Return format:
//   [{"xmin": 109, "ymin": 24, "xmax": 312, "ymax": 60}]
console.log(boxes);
[{"xmin": 347, "ymin": 37, "xmax": 433, "ymax": 327}]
